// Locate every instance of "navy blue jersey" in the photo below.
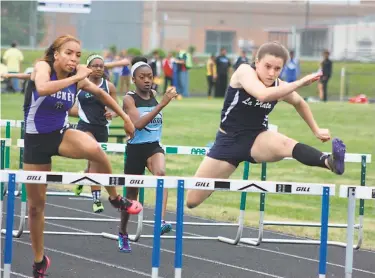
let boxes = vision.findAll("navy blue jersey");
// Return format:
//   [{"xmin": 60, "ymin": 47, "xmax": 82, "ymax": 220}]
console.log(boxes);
[
  {"xmin": 220, "ymin": 66, "xmax": 279, "ymax": 134},
  {"xmin": 77, "ymin": 78, "xmax": 109, "ymax": 126}
]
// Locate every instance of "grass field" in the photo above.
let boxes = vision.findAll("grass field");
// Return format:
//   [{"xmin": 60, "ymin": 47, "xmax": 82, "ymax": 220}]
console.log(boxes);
[
  {"xmin": 1, "ymin": 93, "xmax": 375, "ymax": 249},
  {"xmin": 2, "ymin": 49, "xmax": 375, "ymax": 99}
]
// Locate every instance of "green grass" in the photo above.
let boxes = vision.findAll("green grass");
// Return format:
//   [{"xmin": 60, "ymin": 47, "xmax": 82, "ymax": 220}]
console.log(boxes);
[
  {"xmin": 1, "ymin": 94, "xmax": 375, "ymax": 249},
  {"xmin": 2, "ymin": 49, "xmax": 375, "ymax": 98}
]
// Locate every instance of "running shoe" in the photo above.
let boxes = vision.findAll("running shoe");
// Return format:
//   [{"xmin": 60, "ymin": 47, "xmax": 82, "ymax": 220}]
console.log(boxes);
[
  {"xmin": 109, "ymin": 195, "xmax": 143, "ymax": 214},
  {"xmin": 74, "ymin": 184, "xmax": 84, "ymax": 196},
  {"xmin": 118, "ymin": 232, "xmax": 131, "ymax": 253},
  {"xmin": 161, "ymin": 220, "xmax": 172, "ymax": 235},
  {"xmin": 93, "ymin": 201, "xmax": 104, "ymax": 213},
  {"xmin": 327, "ymin": 138, "xmax": 346, "ymax": 175},
  {"xmin": 32, "ymin": 255, "xmax": 50, "ymax": 278}
]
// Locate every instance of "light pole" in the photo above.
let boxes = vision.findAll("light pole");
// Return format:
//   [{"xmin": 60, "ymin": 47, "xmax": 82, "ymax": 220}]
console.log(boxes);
[{"xmin": 150, "ymin": 0, "xmax": 158, "ymax": 51}]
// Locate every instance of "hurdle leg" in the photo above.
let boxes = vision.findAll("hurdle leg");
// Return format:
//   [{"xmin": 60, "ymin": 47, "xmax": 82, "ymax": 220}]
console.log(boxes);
[
  {"xmin": 151, "ymin": 179, "xmax": 164, "ymax": 278},
  {"xmin": 3, "ymin": 123, "xmax": 11, "ymax": 196},
  {"xmin": 1, "ymin": 140, "xmax": 6, "ymax": 196},
  {"xmin": 174, "ymin": 180, "xmax": 185, "ymax": 278},
  {"xmin": 240, "ymin": 162, "xmax": 267, "ymax": 246},
  {"xmin": 129, "ymin": 188, "xmax": 145, "ymax": 242},
  {"xmin": 318, "ymin": 186, "xmax": 330, "ymax": 278},
  {"xmin": 4, "ymin": 173, "xmax": 16, "ymax": 278},
  {"xmin": 218, "ymin": 161, "xmax": 249, "ymax": 245},
  {"xmin": 354, "ymin": 155, "xmax": 367, "ymax": 250},
  {"xmin": 345, "ymin": 187, "xmax": 356, "ymax": 278}
]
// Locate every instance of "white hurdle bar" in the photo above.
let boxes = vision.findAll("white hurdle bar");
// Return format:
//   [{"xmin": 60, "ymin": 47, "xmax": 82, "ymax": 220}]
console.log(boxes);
[
  {"xmin": 0, "ymin": 170, "xmax": 334, "ymax": 278},
  {"xmin": 339, "ymin": 185, "xmax": 375, "ymax": 278}
]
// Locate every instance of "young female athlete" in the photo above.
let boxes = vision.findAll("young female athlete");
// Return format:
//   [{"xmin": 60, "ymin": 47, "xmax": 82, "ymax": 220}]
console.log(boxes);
[
  {"xmin": 186, "ymin": 41, "xmax": 346, "ymax": 209},
  {"xmin": 118, "ymin": 56, "xmax": 178, "ymax": 252},
  {"xmin": 71, "ymin": 53, "xmax": 118, "ymax": 213},
  {"xmin": 23, "ymin": 35, "xmax": 142, "ymax": 277}
]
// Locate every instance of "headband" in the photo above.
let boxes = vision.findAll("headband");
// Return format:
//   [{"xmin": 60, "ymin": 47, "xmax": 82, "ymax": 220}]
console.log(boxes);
[
  {"xmin": 131, "ymin": 61, "xmax": 150, "ymax": 77},
  {"xmin": 86, "ymin": 54, "xmax": 104, "ymax": 66}
]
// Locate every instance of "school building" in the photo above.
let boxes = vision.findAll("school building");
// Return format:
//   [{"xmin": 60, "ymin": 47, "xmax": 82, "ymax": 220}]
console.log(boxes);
[{"xmin": 40, "ymin": 1, "xmax": 375, "ymax": 58}]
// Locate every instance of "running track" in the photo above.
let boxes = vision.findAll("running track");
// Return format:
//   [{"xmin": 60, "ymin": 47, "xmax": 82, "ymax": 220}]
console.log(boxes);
[{"xmin": 1, "ymin": 195, "xmax": 375, "ymax": 278}]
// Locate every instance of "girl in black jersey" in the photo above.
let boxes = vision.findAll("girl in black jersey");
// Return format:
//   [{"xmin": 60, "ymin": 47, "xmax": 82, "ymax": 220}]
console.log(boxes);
[
  {"xmin": 186, "ymin": 41, "xmax": 346, "ymax": 209},
  {"xmin": 71, "ymin": 54, "xmax": 118, "ymax": 213}
]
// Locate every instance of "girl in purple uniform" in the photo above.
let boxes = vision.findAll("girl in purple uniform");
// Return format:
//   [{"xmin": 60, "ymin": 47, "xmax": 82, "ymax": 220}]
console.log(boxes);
[{"xmin": 23, "ymin": 35, "xmax": 142, "ymax": 278}]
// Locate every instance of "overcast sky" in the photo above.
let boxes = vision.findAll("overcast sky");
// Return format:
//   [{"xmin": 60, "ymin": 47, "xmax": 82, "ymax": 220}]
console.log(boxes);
[{"xmin": 309, "ymin": 0, "xmax": 359, "ymax": 3}]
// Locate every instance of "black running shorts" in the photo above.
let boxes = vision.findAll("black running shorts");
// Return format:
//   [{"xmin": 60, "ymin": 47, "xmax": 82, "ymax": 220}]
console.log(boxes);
[
  {"xmin": 23, "ymin": 125, "xmax": 72, "ymax": 165},
  {"xmin": 76, "ymin": 120, "xmax": 108, "ymax": 143},
  {"xmin": 207, "ymin": 129, "xmax": 266, "ymax": 167},
  {"xmin": 124, "ymin": 142, "xmax": 164, "ymax": 175}
]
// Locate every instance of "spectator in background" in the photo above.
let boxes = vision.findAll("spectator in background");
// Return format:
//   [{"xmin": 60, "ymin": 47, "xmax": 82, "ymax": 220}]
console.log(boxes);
[
  {"xmin": 281, "ymin": 50, "xmax": 300, "ymax": 82},
  {"xmin": 215, "ymin": 47, "xmax": 231, "ymax": 98},
  {"xmin": 120, "ymin": 49, "xmax": 131, "ymax": 95},
  {"xmin": 149, "ymin": 50, "xmax": 162, "ymax": 93},
  {"xmin": 0, "ymin": 58, "xmax": 8, "ymax": 91},
  {"xmin": 318, "ymin": 50, "xmax": 332, "ymax": 102},
  {"xmin": 174, "ymin": 45, "xmax": 192, "ymax": 98},
  {"xmin": 103, "ymin": 49, "xmax": 113, "ymax": 81},
  {"xmin": 206, "ymin": 54, "xmax": 216, "ymax": 99},
  {"xmin": 3, "ymin": 41, "xmax": 24, "ymax": 92},
  {"xmin": 233, "ymin": 49, "xmax": 249, "ymax": 71},
  {"xmin": 162, "ymin": 51, "xmax": 174, "ymax": 94},
  {"xmin": 111, "ymin": 54, "xmax": 123, "ymax": 91}
]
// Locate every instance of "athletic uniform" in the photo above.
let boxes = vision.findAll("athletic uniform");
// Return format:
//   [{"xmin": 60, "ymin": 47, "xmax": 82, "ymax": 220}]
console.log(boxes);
[
  {"xmin": 124, "ymin": 91, "xmax": 164, "ymax": 175},
  {"xmin": 119, "ymin": 90, "xmax": 171, "ymax": 253},
  {"xmin": 74, "ymin": 77, "xmax": 110, "ymax": 213},
  {"xmin": 23, "ymin": 70, "xmax": 77, "ymax": 164},
  {"xmin": 75, "ymin": 77, "xmax": 110, "ymax": 142},
  {"xmin": 207, "ymin": 64, "xmax": 278, "ymax": 167}
]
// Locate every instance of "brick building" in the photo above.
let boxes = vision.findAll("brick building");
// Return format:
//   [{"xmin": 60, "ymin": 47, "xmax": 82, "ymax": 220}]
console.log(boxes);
[{"xmin": 38, "ymin": 1, "xmax": 375, "ymax": 55}]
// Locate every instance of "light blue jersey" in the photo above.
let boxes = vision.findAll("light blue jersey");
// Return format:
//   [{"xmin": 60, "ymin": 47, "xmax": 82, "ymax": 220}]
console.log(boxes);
[{"xmin": 127, "ymin": 91, "xmax": 162, "ymax": 144}]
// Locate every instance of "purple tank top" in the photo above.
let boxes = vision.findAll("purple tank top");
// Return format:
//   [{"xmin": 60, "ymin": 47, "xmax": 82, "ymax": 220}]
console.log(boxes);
[{"xmin": 24, "ymin": 72, "xmax": 77, "ymax": 134}]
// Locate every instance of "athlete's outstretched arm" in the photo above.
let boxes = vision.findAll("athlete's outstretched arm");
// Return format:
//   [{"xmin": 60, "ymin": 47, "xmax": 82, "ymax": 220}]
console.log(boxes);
[
  {"xmin": 123, "ymin": 87, "xmax": 177, "ymax": 130},
  {"xmin": 236, "ymin": 64, "xmax": 321, "ymax": 102},
  {"xmin": 1, "ymin": 73, "xmax": 31, "ymax": 80},
  {"xmin": 104, "ymin": 59, "xmax": 130, "ymax": 69},
  {"xmin": 34, "ymin": 62, "xmax": 87, "ymax": 96},
  {"xmin": 79, "ymin": 78, "xmax": 134, "ymax": 138},
  {"xmin": 282, "ymin": 89, "xmax": 330, "ymax": 142}
]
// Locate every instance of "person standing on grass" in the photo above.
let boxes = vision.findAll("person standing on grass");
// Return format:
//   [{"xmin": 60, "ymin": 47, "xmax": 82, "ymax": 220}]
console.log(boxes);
[
  {"xmin": 162, "ymin": 51, "xmax": 174, "ymax": 94},
  {"xmin": 318, "ymin": 50, "xmax": 332, "ymax": 102},
  {"xmin": 186, "ymin": 41, "xmax": 346, "ymax": 209},
  {"xmin": 206, "ymin": 54, "xmax": 217, "ymax": 99},
  {"xmin": 233, "ymin": 49, "xmax": 249, "ymax": 71},
  {"xmin": 119, "ymin": 56, "xmax": 178, "ymax": 252},
  {"xmin": 22, "ymin": 34, "xmax": 142, "ymax": 278},
  {"xmin": 215, "ymin": 47, "xmax": 231, "ymax": 98},
  {"xmin": 3, "ymin": 41, "xmax": 24, "ymax": 92},
  {"xmin": 281, "ymin": 50, "xmax": 300, "ymax": 83}
]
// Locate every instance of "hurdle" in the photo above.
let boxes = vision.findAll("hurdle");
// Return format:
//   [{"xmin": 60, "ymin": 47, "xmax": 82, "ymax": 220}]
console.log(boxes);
[
  {"xmin": 339, "ymin": 185, "xmax": 375, "ymax": 278},
  {"xmin": 219, "ymin": 152, "xmax": 371, "ymax": 249},
  {"xmin": 0, "ymin": 169, "xmax": 335, "ymax": 278}
]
